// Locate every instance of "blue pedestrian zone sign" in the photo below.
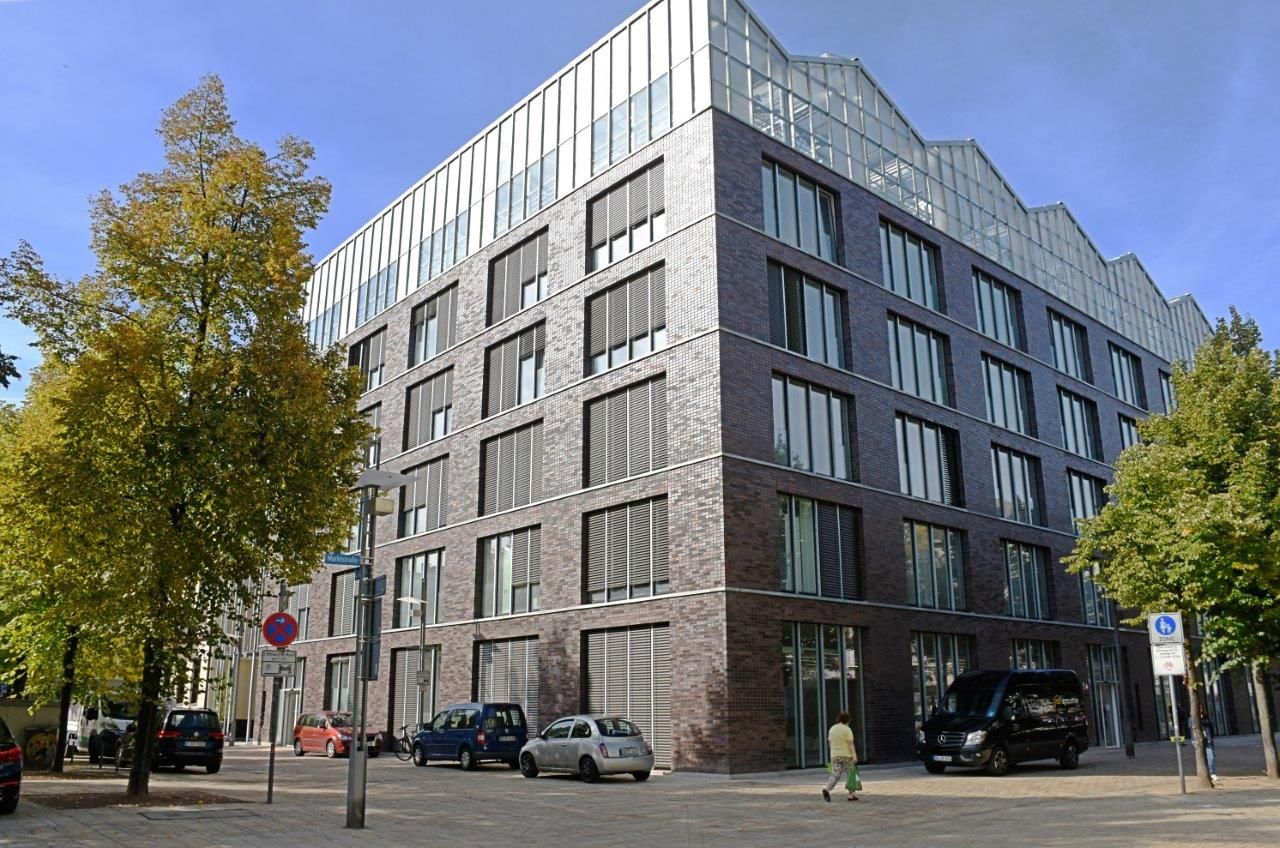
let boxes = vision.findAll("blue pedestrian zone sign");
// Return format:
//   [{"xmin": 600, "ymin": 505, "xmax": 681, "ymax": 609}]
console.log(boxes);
[{"xmin": 1148, "ymin": 612, "xmax": 1184, "ymax": 645}]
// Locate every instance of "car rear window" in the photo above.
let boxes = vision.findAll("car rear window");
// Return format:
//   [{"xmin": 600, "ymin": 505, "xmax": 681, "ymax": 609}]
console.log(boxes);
[
  {"xmin": 595, "ymin": 718, "xmax": 641, "ymax": 738},
  {"xmin": 484, "ymin": 706, "xmax": 524, "ymax": 730},
  {"xmin": 167, "ymin": 712, "xmax": 218, "ymax": 730}
]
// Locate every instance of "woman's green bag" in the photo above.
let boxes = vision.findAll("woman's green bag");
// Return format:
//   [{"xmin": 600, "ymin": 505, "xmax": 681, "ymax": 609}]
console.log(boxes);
[{"xmin": 846, "ymin": 762, "xmax": 863, "ymax": 792}]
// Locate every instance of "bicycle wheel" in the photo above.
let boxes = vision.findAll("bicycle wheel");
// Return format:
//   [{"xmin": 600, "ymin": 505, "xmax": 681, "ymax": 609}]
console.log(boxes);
[{"xmin": 394, "ymin": 730, "xmax": 413, "ymax": 762}]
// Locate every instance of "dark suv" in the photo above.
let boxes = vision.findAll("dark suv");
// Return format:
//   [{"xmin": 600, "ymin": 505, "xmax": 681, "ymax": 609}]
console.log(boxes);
[
  {"xmin": 917, "ymin": 669, "xmax": 1089, "ymax": 776},
  {"xmin": 0, "ymin": 715, "xmax": 20, "ymax": 814},
  {"xmin": 412, "ymin": 703, "xmax": 527, "ymax": 770},
  {"xmin": 122, "ymin": 708, "xmax": 224, "ymax": 773}
]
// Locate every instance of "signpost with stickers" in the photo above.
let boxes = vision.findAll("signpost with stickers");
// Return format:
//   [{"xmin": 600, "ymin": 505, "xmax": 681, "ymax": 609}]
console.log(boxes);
[{"xmin": 1148, "ymin": 612, "xmax": 1187, "ymax": 794}]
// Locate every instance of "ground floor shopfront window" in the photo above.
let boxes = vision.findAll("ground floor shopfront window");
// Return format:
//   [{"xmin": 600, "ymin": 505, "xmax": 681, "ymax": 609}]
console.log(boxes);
[
  {"xmin": 909, "ymin": 631, "xmax": 973, "ymax": 730},
  {"xmin": 781, "ymin": 622, "xmax": 864, "ymax": 768},
  {"xmin": 1087, "ymin": 645, "xmax": 1123, "ymax": 747}
]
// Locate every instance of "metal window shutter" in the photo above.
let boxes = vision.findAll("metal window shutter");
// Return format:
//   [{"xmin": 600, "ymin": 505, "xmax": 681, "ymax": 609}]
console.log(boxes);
[
  {"xmin": 441, "ymin": 286, "xmax": 456, "ymax": 351},
  {"xmin": 606, "ymin": 629, "xmax": 628, "ymax": 708},
  {"xmin": 767, "ymin": 262, "xmax": 786, "ymax": 347},
  {"xmin": 628, "ymin": 500, "xmax": 652, "ymax": 590},
  {"xmin": 838, "ymin": 507, "xmax": 859, "ymax": 599},
  {"xmin": 589, "ymin": 195, "xmax": 608, "ymax": 249},
  {"xmin": 607, "ymin": 182, "xmax": 627, "ymax": 238},
  {"xmin": 500, "ymin": 336, "xmax": 519, "ymax": 412},
  {"xmin": 533, "ymin": 322, "xmax": 545, "ymax": 352},
  {"xmin": 513, "ymin": 424, "xmax": 532, "ymax": 507},
  {"xmin": 628, "ymin": 380, "xmax": 653, "ymax": 476},
  {"xmin": 650, "ymin": 624, "xmax": 672, "ymax": 769},
  {"xmin": 482, "ymin": 437, "xmax": 499, "ymax": 515},
  {"xmin": 519, "ymin": 239, "xmax": 538, "ymax": 290},
  {"xmin": 535, "ymin": 231, "xmax": 548, "ymax": 276},
  {"xmin": 488, "ymin": 255, "xmax": 505, "ymax": 325},
  {"xmin": 485, "ymin": 344, "xmax": 502, "ymax": 417},
  {"xmin": 370, "ymin": 331, "xmax": 384, "ymax": 373},
  {"xmin": 511, "ymin": 530, "xmax": 529, "ymax": 588},
  {"xmin": 650, "ymin": 266, "xmax": 666, "ymax": 330},
  {"xmin": 409, "ymin": 465, "xmax": 428, "ymax": 510},
  {"xmin": 586, "ymin": 510, "xmax": 607, "ymax": 596},
  {"xmin": 938, "ymin": 430, "xmax": 955, "ymax": 505},
  {"xmin": 392, "ymin": 649, "xmax": 420, "ymax": 734},
  {"xmin": 524, "ymin": 639, "xmax": 540, "ymax": 731},
  {"xmin": 629, "ymin": 169, "xmax": 647, "ymax": 227},
  {"xmin": 628, "ymin": 628, "xmax": 654, "ymax": 748},
  {"xmin": 505, "ymin": 246, "xmax": 522, "ymax": 320},
  {"xmin": 650, "ymin": 377, "xmax": 668, "ymax": 469},
  {"xmin": 476, "ymin": 642, "xmax": 496, "ymax": 703},
  {"xmin": 334, "ymin": 570, "xmax": 355, "ymax": 636},
  {"xmin": 816, "ymin": 502, "xmax": 841, "ymax": 598},
  {"xmin": 648, "ymin": 161, "xmax": 665, "ymax": 213},
  {"xmin": 427, "ymin": 458, "xmax": 445, "ymax": 530},
  {"xmin": 606, "ymin": 506, "xmax": 628, "ymax": 594},
  {"xmin": 405, "ymin": 382, "xmax": 422, "ymax": 450},
  {"xmin": 586, "ymin": 396, "xmax": 606, "ymax": 487},
  {"xmin": 606, "ymin": 392, "xmax": 629, "ymax": 483},
  {"xmin": 529, "ymin": 421, "xmax": 543, "ymax": 501},
  {"xmin": 783, "ymin": 267, "xmax": 804, "ymax": 354},
  {"xmin": 587, "ymin": 291, "xmax": 607, "ymax": 360},
  {"xmin": 527, "ymin": 526, "xmax": 541, "ymax": 584},
  {"xmin": 442, "ymin": 369, "xmax": 453, "ymax": 415},
  {"xmin": 586, "ymin": 631, "xmax": 606, "ymax": 713},
  {"xmin": 651, "ymin": 498, "xmax": 669, "ymax": 587},
  {"xmin": 607, "ymin": 286, "xmax": 627, "ymax": 356},
  {"xmin": 629, "ymin": 272, "xmax": 650, "ymax": 342},
  {"xmin": 497, "ymin": 431, "xmax": 516, "ymax": 512}
]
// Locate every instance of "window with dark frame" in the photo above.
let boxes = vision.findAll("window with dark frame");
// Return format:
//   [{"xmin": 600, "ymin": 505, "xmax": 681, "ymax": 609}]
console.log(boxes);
[
  {"xmin": 991, "ymin": 444, "xmax": 1043, "ymax": 525},
  {"xmin": 588, "ymin": 161, "xmax": 666, "ymax": 272},
  {"xmin": 484, "ymin": 324, "xmax": 546, "ymax": 417},
  {"xmin": 768, "ymin": 261, "xmax": 845, "ymax": 368},
  {"xmin": 394, "ymin": 550, "xmax": 443, "ymax": 628},
  {"xmin": 879, "ymin": 220, "xmax": 940, "ymax": 311},
  {"xmin": 973, "ymin": 270, "xmax": 1023, "ymax": 349},
  {"xmin": 479, "ymin": 420, "xmax": 543, "ymax": 516},
  {"xmin": 1058, "ymin": 388, "xmax": 1102, "ymax": 461},
  {"xmin": 399, "ymin": 456, "xmax": 448, "ymax": 536},
  {"xmin": 1049, "ymin": 310, "xmax": 1090, "ymax": 382},
  {"xmin": 778, "ymin": 494, "xmax": 861, "ymax": 599},
  {"xmin": 887, "ymin": 314, "xmax": 951, "ymax": 406},
  {"xmin": 982, "ymin": 354, "xmax": 1034, "ymax": 436},
  {"xmin": 349, "ymin": 329, "xmax": 385, "ymax": 393},
  {"xmin": 404, "ymin": 369, "xmax": 453, "ymax": 451},
  {"xmin": 773, "ymin": 375, "xmax": 855, "ymax": 481},
  {"xmin": 895, "ymin": 413, "xmax": 961, "ymax": 505},
  {"xmin": 488, "ymin": 230, "xmax": 549, "ymax": 325},
  {"xmin": 584, "ymin": 497, "xmax": 669, "ymax": 603},
  {"xmin": 585, "ymin": 265, "xmax": 667, "ymax": 375},
  {"xmin": 585, "ymin": 375, "xmax": 668, "ymax": 487},
  {"xmin": 903, "ymin": 520, "xmax": 964, "ymax": 610},
  {"xmin": 477, "ymin": 527, "xmax": 541, "ymax": 617},
  {"xmin": 409, "ymin": 284, "xmax": 458, "ymax": 367},
  {"xmin": 762, "ymin": 160, "xmax": 838, "ymax": 262}
]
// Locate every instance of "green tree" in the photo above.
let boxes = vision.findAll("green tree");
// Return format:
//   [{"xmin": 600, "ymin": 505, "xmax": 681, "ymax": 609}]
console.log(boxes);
[
  {"xmin": 1068, "ymin": 311, "xmax": 1280, "ymax": 789},
  {"xmin": 0, "ymin": 348, "xmax": 17, "ymax": 389},
  {"xmin": 0, "ymin": 75, "xmax": 366, "ymax": 796}
]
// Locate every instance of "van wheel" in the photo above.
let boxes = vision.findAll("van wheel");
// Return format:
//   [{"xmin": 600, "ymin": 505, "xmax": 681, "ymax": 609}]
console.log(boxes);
[
  {"xmin": 1059, "ymin": 740, "xmax": 1079, "ymax": 770},
  {"xmin": 293, "ymin": 739, "xmax": 305, "ymax": 757},
  {"xmin": 459, "ymin": 746, "xmax": 475, "ymax": 770},
  {"xmin": 520, "ymin": 753, "xmax": 539, "ymax": 778},
  {"xmin": 579, "ymin": 756, "xmax": 600, "ymax": 783},
  {"xmin": 924, "ymin": 762, "xmax": 946, "ymax": 774},
  {"xmin": 413, "ymin": 744, "xmax": 428, "ymax": 767},
  {"xmin": 984, "ymin": 746, "xmax": 1010, "ymax": 777}
]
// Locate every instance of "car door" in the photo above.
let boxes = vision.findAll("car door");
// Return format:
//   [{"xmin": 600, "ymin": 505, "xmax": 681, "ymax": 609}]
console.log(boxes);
[
  {"xmin": 424, "ymin": 711, "xmax": 451, "ymax": 758},
  {"xmin": 568, "ymin": 720, "xmax": 595, "ymax": 769},
  {"xmin": 1002, "ymin": 690, "xmax": 1036, "ymax": 761},
  {"xmin": 540, "ymin": 719, "xmax": 574, "ymax": 770},
  {"xmin": 298, "ymin": 715, "xmax": 313, "ymax": 751}
]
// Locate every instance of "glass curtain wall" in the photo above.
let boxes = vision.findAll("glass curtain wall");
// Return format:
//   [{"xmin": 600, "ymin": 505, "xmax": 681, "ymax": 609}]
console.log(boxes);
[
  {"xmin": 1086, "ymin": 644, "xmax": 1123, "ymax": 748},
  {"xmin": 909, "ymin": 631, "xmax": 972, "ymax": 730},
  {"xmin": 781, "ymin": 623, "xmax": 864, "ymax": 768}
]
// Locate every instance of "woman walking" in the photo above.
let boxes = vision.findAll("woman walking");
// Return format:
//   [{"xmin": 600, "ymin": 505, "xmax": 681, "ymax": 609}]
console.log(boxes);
[{"xmin": 822, "ymin": 711, "xmax": 860, "ymax": 802}]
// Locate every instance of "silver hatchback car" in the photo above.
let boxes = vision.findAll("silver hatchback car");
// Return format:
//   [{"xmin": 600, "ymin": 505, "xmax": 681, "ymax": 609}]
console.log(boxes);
[{"xmin": 519, "ymin": 715, "xmax": 654, "ymax": 782}]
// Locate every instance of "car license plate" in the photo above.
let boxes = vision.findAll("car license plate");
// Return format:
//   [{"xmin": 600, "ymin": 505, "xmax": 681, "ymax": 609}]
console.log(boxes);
[
  {"xmin": 621, "ymin": 747, "xmax": 640, "ymax": 757},
  {"xmin": 183, "ymin": 740, "xmax": 205, "ymax": 748},
  {"xmin": 500, "ymin": 735, "xmax": 515, "ymax": 742},
  {"xmin": 931, "ymin": 754, "xmax": 952, "ymax": 762}
]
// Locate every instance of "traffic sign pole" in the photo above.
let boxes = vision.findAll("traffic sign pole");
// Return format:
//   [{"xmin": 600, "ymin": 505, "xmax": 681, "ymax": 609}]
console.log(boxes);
[
  {"xmin": 261, "ymin": 600, "xmax": 299, "ymax": 805},
  {"xmin": 1149, "ymin": 613, "xmax": 1188, "ymax": 795},
  {"xmin": 1170, "ymin": 680, "xmax": 1186, "ymax": 795}
]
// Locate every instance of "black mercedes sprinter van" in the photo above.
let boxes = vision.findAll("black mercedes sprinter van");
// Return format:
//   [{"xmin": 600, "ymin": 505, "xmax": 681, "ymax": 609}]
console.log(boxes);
[{"xmin": 916, "ymin": 668, "xmax": 1089, "ymax": 776}]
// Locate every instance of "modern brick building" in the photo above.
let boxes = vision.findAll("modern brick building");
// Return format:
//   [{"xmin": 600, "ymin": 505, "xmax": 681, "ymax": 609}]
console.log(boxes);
[{"xmin": 217, "ymin": 0, "xmax": 1269, "ymax": 772}]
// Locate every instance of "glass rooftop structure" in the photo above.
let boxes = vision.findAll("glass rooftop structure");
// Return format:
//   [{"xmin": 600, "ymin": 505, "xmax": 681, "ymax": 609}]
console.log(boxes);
[{"xmin": 304, "ymin": 0, "xmax": 1210, "ymax": 364}]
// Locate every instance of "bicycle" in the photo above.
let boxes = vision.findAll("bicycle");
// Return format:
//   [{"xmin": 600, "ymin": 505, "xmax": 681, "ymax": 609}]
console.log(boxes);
[{"xmin": 393, "ymin": 724, "xmax": 415, "ymax": 762}]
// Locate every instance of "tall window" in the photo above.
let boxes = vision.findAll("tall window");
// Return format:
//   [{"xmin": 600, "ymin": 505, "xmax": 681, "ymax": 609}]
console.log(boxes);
[
  {"xmin": 1117, "ymin": 414, "xmax": 1140, "ymax": 450},
  {"xmin": 394, "ymin": 550, "xmax": 442, "ymax": 628},
  {"xmin": 772, "ymin": 376, "xmax": 854, "ymax": 480},
  {"xmin": 1011, "ymin": 638, "xmax": 1059, "ymax": 669},
  {"xmin": 1081, "ymin": 565, "xmax": 1112, "ymax": 626},
  {"xmin": 1003, "ymin": 541, "xmax": 1050, "ymax": 619},
  {"xmin": 879, "ymin": 220, "xmax": 940, "ymax": 311},
  {"xmin": 1049, "ymin": 310, "xmax": 1090, "ymax": 381},
  {"xmin": 479, "ymin": 421, "xmax": 543, "ymax": 516},
  {"xmin": 903, "ymin": 520, "xmax": 964, "ymax": 610},
  {"xmin": 982, "ymin": 354, "xmax": 1034, "ymax": 436},
  {"xmin": 417, "ymin": 210, "xmax": 470, "ymax": 286},
  {"xmin": 778, "ymin": 495, "xmax": 861, "ymax": 599},
  {"xmin": 589, "ymin": 73, "xmax": 670, "ymax": 175},
  {"xmin": 404, "ymin": 369, "xmax": 453, "ymax": 451},
  {"xmin": 307, "ymin": 302, "xmax": 341, "ymax": 350},
  {"xmin": 325, "ymin": 655, "xmax": 354, "ymax": 711},
  {"xmin": 768, "ymin": 261, "xmax": 844, "ymax": 367},
  {"xmin": 585, "ymin": 265, "xmax": 666, "ymax": 374},
  {"xmin": 355, "ymin": 260, "xmax": 397, "ymax": 327},
  {"xmin": 991, "ymin": 445, "xmax": 1042, "ymax": 525},
  {"xmin": 972, "ymin": 270, "xmax": 1023, "ymax": 349},
  {"xmin": 1160, "ymin": 371, "xmax": 1176, "ymax": 412},
  {"xmin": 896, "ymin": 414, "xmax": 961, "ymax": 505},
  {"xmin": 585, "ymin": 375, "xmax": 668, "ymax": 486},
  {"xmin": 1086, "ymin": 644, "xmax": 1123, "ymax": 747},
  {"xmin": 1058, "ymin": 388, "xmax": 1101, "ymax": 460},
  {"xmin": 1109, "ymin": 343, "xmax": 1146, "ymax": 408},
  {"xmin": 585, "ymin": 497, "xmax": 669, "ymax": 602},
  {"xmin": 409, "ymin": 284, "xmax": 458, "ymax": 367},
  {"xmin": 349, "ymin": 329, "xmax": 385, "ymax": 392},
  {"xmin": 488, "ymin": 230, "xmax": 549, "ymax": 324},
  {"xmin": 781, "ymin": 623, "xmax": 864, "ymax": 768},
  {"xmin": 286, "ymin": 584, "xmax": 310, "ymax": 641},
  {"xmin": 399, "ymin": 456, "xmax": 448, "ymax": 536},
  {"xmin": 494, "ymin": 151, "xmax": 557, "ymax": 238},
  {"xmin": 1067, "ymin": 470, "xmax": 1106, "ymax": 533},
  {"xmin": 762, "ymin": 160, "xmax": 838, "ymax": 262},
  {"xmin": 329, "ymin": 570, "xmax": 355, "ymax": 637},
  {"xmin": 485, "ymin": 324, "xmax": 545, "ymax": 417},
  {"xmin": 588, "ymin": 161, "xmax": 665, "ymax": 271},
  {"xmin": 362, "ymin": 405, "xmax": 382, "ymax": 470},
  {"xmin": 477, "ymin": 527, "xmax": 541, "ymax": 617},
  {"xmin": 887, "ymin": 315, "xmax": 950, "ymax": 405},
  {"xmin": 910, "ymin": 632, "xmax": 973, "ymax": 728}
]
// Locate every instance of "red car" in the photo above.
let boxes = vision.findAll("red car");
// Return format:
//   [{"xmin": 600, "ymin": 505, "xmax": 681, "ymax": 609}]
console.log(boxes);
[
  {"xmin": 0, "ymin": 715, "xmax": 20, "ymax": 814},
  {"xmin": 292, "ymin": 711, "xmax": 382, "ymax": 758}
]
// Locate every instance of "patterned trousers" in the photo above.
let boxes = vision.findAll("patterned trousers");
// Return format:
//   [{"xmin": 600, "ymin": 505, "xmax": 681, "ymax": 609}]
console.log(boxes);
[{"xmin": 825, "ymin": 756, "xmax": 855, "ymax": 792}]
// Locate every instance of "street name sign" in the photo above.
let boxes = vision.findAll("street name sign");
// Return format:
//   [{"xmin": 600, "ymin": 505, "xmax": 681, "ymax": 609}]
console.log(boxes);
[
  {"xmin": 1147, "ymin": 612, "xmax": 1184, "ymax": 645},
  {"xmin": 323, "ymin": 551, "xmax": 363, "ymax": 568},
  {"xmin": 1150, "ymin": 644, "xmax": 1186, "ymax": 676}
]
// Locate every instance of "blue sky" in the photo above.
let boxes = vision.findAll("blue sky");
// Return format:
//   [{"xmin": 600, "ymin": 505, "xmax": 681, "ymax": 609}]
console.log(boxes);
[{"xmin": 1, "ymin": 0, "xmax": 1277, "ymax": 403}]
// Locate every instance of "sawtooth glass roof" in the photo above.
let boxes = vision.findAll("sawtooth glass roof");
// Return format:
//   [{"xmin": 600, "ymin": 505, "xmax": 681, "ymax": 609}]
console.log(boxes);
[{"xmin": 304, "ymin": 0, "xmax": 1210, "ymax": 364}]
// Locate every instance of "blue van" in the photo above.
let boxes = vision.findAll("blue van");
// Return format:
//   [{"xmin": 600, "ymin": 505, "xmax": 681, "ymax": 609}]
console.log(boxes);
[{"xmin": 411, "ymin": 703, "xmax": 527, "ymax": 770}]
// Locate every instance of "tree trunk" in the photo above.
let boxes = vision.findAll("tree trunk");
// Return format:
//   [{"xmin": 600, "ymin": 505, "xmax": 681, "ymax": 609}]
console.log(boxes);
[
  {"xmin": 126, "ymin": 641, "xmax": 164, "ymax": 798},
  {"xmin": 51, "ymin": 625, "xmax": 79, "ymax": 773},
  {"xmin": 1182, "ymin": 641, "xmax": 1213, "ymax": 789},
  {"xmin": 1255, "ymin": 662, "xmax": 1279, "ymax": 779}
]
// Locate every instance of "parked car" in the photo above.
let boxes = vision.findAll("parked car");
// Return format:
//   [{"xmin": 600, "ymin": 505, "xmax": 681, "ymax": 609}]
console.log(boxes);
[
  {"xmin": 0, "ymin": 715, "xmax": 21, "ymax": 814},
  {"xmin": 121, "ymin": 708, "xmax": 224, "ymax": 773},
  {"xmin": 519, "ymin": 715, "xmax": 654, "ymax": 783},
  {"xmin": 916, "ymin": 668, "xmax": 1089, "ymax": 776},
  {"xmin": 411, "ymin": 703, "xmax": 527, "ymax": 770},
  {"xmin": 292, "ymin": 711, "xmax": 382, "ymax": 758}
]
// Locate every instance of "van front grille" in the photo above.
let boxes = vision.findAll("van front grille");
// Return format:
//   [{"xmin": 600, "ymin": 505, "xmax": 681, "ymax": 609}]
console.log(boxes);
[{"xmin": 935, "ymin": 732, "xmax": 966, "ymax": 747}]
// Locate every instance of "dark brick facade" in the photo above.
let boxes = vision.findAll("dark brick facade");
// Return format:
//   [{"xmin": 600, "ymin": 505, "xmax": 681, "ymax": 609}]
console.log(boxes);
[{"xmin": 257, "ymin": 109, "xmax": 1256, "ymax": 774}]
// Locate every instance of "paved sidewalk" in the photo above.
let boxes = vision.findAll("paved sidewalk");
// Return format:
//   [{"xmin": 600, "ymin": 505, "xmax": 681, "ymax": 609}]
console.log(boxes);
[{"xmin": 3, "ymin": 735, "xmax": 1277, "ymax": 847}]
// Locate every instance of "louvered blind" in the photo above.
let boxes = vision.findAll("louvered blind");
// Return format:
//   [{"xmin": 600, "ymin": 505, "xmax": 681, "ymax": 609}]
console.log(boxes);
[
  {"xmin": 488, "ymin": 230, "xmax": 549, "ymax": 325},
  {"xmin": 349, "ymin": 329, "xmax": 386, "ymax": 392},
  {"xmin": 584, "ymin": 624, "xmax": 672, "ymax": 769},
  {"xmin": 391, "ymin": 647, "xmax": 439, "ymax": 734},
  {"xmin": 400, "ymin": 456, "xmax": 448, "ymax": 535},
  {"xmin": 331, "ymin": 570, "xmax": 356, "ymax": 636},
  {"xmin": 480, "ymin": 421, "xmax": 544, "ymax": 516},
  {"xmin": 404, "ymin": 368, "xmax": 453, "ymax": 450},
  {"xmin": 410, "ymin": 284, "xmax": 458, "ymax": 366},
  {"xmin": 287, "ymin": 584, "xmax": 311, "ymax": 640},
  {"xmin": 585, "ymin": 375, "xmax": 668, "ymax": 486},
  {"xmin": 585, "ymin": 265, "xmax": 667, "ymax": 374},
  {"xmin": 584, "ymin": 496, "xmax": 670, "ymax": 602},
  {"xmin": 478, "ymin": 526, "xmax": 542, "ymax": 617},
  {"xmin": 474, "ymin": 637, "xmax": 540, "ymax": 731},
  {"xmin": 587, "ymin": 160, "xmax": 666, "ymax": 267},
  {"xmin": 485, "ymin": 324, "xmax": 546, "ymax": 417}
]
